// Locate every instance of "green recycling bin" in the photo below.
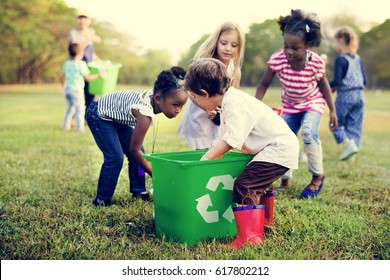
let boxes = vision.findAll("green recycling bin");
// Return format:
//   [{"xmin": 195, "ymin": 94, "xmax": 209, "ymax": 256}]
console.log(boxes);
[
  {"xmin": 143, "ymin": 150, "xmax": 253, "ymax": 245},
  {"xmin": 88, "ymin": 61, "xmax": 122, "ymax": 95}
]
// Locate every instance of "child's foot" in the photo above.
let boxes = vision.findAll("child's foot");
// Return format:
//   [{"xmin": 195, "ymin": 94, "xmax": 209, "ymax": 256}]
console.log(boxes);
[
  {"xmin": 92, "ymin": 197, "xmax": 111, "ymax": 207},
  {"xmin": 275, "ymin": 179, "xmax": 290, "ymax": 191},
  {"xmin": 301, "ymin": 175, "xmax": 325, "ymax": 198},
  {"xmin": 339, "ymin": 139, "xmax": 358, "ymax": 161},
  {"xmin": 132, "ymin": 192, "xmax": 153, "ymax": 202}
]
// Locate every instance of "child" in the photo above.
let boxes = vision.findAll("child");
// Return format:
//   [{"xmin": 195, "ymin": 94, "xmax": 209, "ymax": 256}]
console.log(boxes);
[
  {"xmin": 69, "ymin": 13, "xmax": 102, "ymax": 110},
  {"xmin": 178, "ymin": 21, "xmax": 245, "ymax": 149},
  {"xmin": 60, "ymin": 43, "xmax": 104, "ymax": 132},
  {"xmin": 185, "ymin": 58, "xmax": 299, "ymax": 248},
  {"xmin": 329, "ymin": 27, "xmax": 367, "ymax": 161},
  {"xmin": 255, "ymin": 9, "xmax": 338, "ymax": 198},
  {"xmin": 85, "ymin": 67, "xmax": 188, "ymax": 206}
]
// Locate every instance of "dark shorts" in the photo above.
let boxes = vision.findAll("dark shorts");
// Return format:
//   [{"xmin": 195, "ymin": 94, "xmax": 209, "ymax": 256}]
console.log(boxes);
[{"xmin": 232, "ymin": 161, "xmax": 289, "ymax": 205}]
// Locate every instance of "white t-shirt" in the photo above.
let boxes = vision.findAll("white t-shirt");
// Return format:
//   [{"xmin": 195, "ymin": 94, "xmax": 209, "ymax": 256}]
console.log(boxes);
[
  {"xmin": 177, "ymin": 59, "xmax": 235, "ymax": 149},
  {"xmin": 218, "ymin": 87, "xmax": 299, "ymax": 169}
]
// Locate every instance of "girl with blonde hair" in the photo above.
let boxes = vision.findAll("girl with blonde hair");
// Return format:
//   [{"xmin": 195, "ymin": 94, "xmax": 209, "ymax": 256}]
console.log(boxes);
[{"xmin": 178, "ymin": 21, "xmax": 245, "ymax": 149}]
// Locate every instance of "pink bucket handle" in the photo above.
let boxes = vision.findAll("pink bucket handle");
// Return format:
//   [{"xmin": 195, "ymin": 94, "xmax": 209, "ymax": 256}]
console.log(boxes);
[{"xmin": 241, "ymin": 196, "xmax": 256, "ymax": 206}]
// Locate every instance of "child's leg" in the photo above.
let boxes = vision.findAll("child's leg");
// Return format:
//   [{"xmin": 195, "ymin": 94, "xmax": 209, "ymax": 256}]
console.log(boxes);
[
  {"xmin": 299, "ymin": 111, "xmax": 326, "ymax": 195},
  {"xmin": 85, "ymin": 102, "xmax": 123, "ymax": 204},
  {"xmin": 277, "ymin": 170, "xmax": 292, "ymax": 190},
  {"xmin": 332, "ymin": 93, "xmax": 350, "ymax": 144},
  {"xmin": 278, "ymin": 113, "xmax": 304, "ymax": 189},
  {"xmin": 63, "ymin": 92, "xmax": 74, "ymax": 130},
  {"xmin": 117, "ymin": 125, "xmax": 147, "ymax": 195},
  {"xmin": 344, "ymin": 90, "xmax": 365, "ymax": 147},
  {"xmin": 74, "ymin": 91, "xmax": 85, "ymax": 132},
  {"xmin": 301, "ymin": 111, "xmax": 323, "ymax": 177},
  {"xmin": 232, "ymin": 161, "xmax": 289, "ymax": 205}
]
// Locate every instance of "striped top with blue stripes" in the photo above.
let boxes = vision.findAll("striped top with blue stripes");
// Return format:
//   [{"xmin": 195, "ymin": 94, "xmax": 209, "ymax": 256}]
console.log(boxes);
[{"xmin": 97, "ymin": 90, "xmax": 155, "ymax": 127}]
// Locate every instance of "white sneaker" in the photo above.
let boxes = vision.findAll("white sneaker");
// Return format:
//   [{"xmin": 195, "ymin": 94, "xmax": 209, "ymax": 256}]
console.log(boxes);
[{"xmin": 339, "ymin": 139, "xmax": 359, "ymax": 161}]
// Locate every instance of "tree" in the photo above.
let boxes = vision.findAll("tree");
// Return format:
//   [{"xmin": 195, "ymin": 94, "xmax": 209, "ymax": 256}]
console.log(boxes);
[
  {"xmin": 359, "ymin": 19, "xmax": 390, "ymax": 88},
  {"xmin": 241, "ymin": 19, "xmax": 283, "ymax": 86},
  {"xmin": 0, "ymin": 0, "xmax": 74, "ymax": 83},
  {"xmin": 177, "ymin": 34, "xmax": 209, "ymax": 69}
]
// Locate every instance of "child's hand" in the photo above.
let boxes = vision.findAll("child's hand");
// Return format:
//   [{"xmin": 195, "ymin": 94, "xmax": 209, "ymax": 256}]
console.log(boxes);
[
  {"xmin": 329, "ymin": 111, "xmax": 338, "ymax": 131},
  {"xmin": 207, "ymin": 109, "xmax": 217, "ymax": 120},
  {"xmin": 99, "ymin": 71, "xmax": 106, "ymax": 79},
  {"xmin": 60, "ymin": 87, "xmax": 65, "ymax": 95},
  {"xmin": 207, "ymin": 107, "xmax": 221, "ymax": 120}
]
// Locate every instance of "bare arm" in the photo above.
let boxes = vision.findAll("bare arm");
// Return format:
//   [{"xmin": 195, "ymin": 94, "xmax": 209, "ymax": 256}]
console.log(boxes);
[
  {"xmin": 318, "ymin": 76, "xmax": 338, "ymax": 131},
  {"xmin": 232, "ymin": 68, "xmax": 241, "ymax": 88},
  {"xmin": 201, "ymin": 139, "xmax": 232, "ymax": 160},
  {"xmin": 255, "ymin": 67, "xmax": 275, "ymax": 100},
  {"xmin": 129, "ymin": 109, "xmax": 153, "ymax": 176},
  {"xmin": 83, "ymin": 72, "xmax": 104, "ymax": 82},
  {"xmin": 59, "ymin": 72, "xmax": 65, "ymax": 86}
]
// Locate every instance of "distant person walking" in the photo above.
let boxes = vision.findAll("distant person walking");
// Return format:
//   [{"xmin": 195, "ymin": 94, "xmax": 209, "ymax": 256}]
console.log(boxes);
[
  {"xmin": 69, "ymin": 12, "xmax": 102, "ymax": 110},
  {"xmin": 329, "ymin": 27, "xmax": 367, "ymax": 161},
  {"xmin": 178, "ymin": 22, "xmax": 245, "ymax": 149}
]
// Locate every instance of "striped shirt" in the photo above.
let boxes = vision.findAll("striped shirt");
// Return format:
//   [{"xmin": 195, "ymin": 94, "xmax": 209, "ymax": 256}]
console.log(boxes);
[
  {"xmin": 268, "ymin": 50, "xmax": 326, "ymax": 115},
  {"xmin": 97, "ymin": 90, "xmax": 155, "ymax": 127}
]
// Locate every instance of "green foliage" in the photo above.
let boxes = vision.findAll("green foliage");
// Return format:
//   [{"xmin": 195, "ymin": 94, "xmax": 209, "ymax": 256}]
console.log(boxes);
[
  {"xmin": 359, "ymin": 19, "xmax": 390, "ymax": 88},
  {"xmin": 1, "ymin": 1, "xmax": 389, "ymax": 88},
  {"xmin": 241, "ymin": 19, "xmax": 283, "ymax": 86},
  {"xmin": 177, "ymin": 34, "xmax": 209, "ymax": 69},
  {"xmin": 0, "ymin": 85, "xmax": 389, "ymax": 260},
  {"xmin": 0, "ymin": 0, "xmax": 74, "ymax": 83},
  {"xmin": 0, "ymin": 1, "xmax": 172, "ymax": 85}
]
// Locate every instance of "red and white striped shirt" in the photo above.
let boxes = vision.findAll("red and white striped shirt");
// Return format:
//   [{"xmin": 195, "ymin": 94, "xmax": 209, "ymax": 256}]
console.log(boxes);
[{"xmin": 268, "ymin": 50, "xmax": 326, "ymax": 115}]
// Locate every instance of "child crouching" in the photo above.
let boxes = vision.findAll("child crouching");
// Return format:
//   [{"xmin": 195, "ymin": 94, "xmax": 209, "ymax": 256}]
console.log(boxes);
[{"xmin": 184, "ymin": 58, "xmax": 299, "ymax": 248}]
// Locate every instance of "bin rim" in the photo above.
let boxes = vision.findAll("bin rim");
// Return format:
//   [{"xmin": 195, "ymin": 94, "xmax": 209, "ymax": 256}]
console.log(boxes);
[
  {"xmin": 143, "ymin": 150, "xmax": 253, "ymax": 167},
  {"xmin": 88, "ymin": 61, "xmax": 122, "ymax": 68}
]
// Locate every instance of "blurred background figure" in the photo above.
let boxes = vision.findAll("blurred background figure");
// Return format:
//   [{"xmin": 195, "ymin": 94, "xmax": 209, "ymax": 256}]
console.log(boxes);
[
  {"xmin": 329, "ymin": 26, "xmax": 367, "ymax": 161},
  {"xmin": 69, "ymin": 12, "xmax": 102, "ymax": 111}
]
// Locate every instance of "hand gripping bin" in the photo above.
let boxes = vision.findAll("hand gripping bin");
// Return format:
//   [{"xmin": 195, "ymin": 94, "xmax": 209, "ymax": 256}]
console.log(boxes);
[
  {"xmin": 88, "ymin": 61, "xmax": 122, "ymax": 95},
  {"xmin": 143, "ymin": 150, "xmax": 253, "ymax": 245}
]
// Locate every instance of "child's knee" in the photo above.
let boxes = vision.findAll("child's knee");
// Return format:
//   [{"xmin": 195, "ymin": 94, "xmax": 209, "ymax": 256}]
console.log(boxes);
[{"xmin": 302, "ymin": 120, "xmax": 317, "ymax": 144}]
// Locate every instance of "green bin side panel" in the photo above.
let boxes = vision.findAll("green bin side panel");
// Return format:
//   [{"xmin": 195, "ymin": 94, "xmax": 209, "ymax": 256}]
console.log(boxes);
[
  {"xmin": 144, "ymin": 150, "xmax": 253, "ymax": 245},
  {"xmin": 88, "ymin": 62, "xmax": 122, "ymax": 96}
]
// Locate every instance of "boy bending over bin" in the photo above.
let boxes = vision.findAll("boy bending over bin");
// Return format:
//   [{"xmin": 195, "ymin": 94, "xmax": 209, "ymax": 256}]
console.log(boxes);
[{"xmin": 184, "ymin": 58, "xmax": 299, "ymax": 248}]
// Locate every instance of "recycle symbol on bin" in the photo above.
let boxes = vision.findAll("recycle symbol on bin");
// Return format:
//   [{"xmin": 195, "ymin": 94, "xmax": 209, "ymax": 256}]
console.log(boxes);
[{"xmin": 195, "ymin": 175, "xmax": 236, "ymax": 223}]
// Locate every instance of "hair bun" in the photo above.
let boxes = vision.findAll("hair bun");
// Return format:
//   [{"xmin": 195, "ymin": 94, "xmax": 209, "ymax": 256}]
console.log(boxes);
[{"xmin": 170, "ymin": 66, "xmax": 186, "ymax": 80}]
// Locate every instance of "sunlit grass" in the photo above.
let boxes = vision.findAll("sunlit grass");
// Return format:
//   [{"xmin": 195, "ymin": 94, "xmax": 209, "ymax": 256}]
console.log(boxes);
[{"xmin": 0, "ymin": 84, "xmax": 389, "ymax": 260}]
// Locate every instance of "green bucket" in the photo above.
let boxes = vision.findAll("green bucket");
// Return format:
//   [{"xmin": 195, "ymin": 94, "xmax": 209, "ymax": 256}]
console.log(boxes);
[
  {"xmin": 88, "ymin": 61, "xmax": 122, "ymax": 95},
  {"xmin": 143, "ymin": 150, "xmax": 253, "ymax": 245}
]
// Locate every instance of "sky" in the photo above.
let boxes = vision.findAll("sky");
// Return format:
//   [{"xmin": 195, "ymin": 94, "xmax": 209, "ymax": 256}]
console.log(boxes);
[{"xmin": 65, "ymin": 0, "xmax": 389, "ymax": 62}]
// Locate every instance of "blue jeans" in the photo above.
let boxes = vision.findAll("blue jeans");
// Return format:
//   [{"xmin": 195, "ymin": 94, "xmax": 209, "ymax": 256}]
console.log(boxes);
[
  {"xmin": 282, "ymin": 111, "xmax": 323, "ymax": 178},
  {"xmin": 85, "ymin": 101, "xmax": 146, "ymax": 202},
  {"xmin": 63, "ymin": 88, "xmax": 85, "ymax": 132}
]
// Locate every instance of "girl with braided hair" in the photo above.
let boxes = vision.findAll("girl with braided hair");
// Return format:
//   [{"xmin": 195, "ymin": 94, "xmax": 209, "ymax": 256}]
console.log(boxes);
[
  {"xmin": 256, "ymin": 9, "xmax": 338, "ymax": 198},
  {"xmin": 86, "ymin": 67, "xmax": 188, "ymax": 206}
]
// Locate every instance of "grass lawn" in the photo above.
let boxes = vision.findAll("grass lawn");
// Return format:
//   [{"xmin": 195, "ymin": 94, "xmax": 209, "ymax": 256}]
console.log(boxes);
[{"xmin": 0, "ymin": 84, "xmax": 389, "ymax": 260}]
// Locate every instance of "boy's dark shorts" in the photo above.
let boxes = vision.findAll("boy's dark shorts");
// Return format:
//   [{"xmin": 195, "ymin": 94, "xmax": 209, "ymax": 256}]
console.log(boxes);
[{"xmin": 232, "ymin": 161, "xmax": 289, "ymax": 205}]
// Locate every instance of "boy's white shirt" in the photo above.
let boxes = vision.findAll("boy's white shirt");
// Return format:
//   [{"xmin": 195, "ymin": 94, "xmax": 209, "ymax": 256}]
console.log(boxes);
[{"xmin": 216, "ymin": 87, "xmax": 299, "ymax": 169}]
